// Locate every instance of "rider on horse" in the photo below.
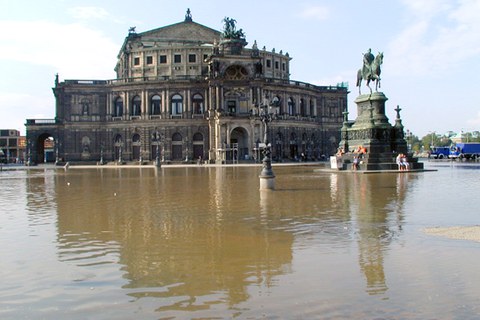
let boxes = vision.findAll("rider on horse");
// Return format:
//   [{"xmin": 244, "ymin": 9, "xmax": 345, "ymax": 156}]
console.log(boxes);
[
  {"xmin": 362, "ymin": 48, "xmax": 375, "ymax": 79},
  {"xmin": 357, "ymin": 48, "xmax": 383, "ymax": 94}
]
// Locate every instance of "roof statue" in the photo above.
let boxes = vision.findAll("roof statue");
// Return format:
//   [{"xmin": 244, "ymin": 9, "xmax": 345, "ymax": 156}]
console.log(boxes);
[
  {"xmin": 221, "ymin": 17, "xmax": 245, "ymax": 40},
  {"xmin": 184, "ymin": 8, "xmax": 192, "ymax": 22},
  {"xmin": 356, "ymin": 48, "xmax": 383, "ymax": 94}
]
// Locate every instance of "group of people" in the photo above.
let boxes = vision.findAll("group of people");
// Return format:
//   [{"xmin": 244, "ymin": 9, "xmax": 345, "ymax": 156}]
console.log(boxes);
[{"xmin": 396, "ymin": 153, "xmax": 410, "ymax": 171}]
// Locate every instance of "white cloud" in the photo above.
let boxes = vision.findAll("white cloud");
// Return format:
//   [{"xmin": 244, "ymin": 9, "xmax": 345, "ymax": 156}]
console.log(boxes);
[
  {"xmin": 388, "ymin": 0, "xmax": 480, "ymax": 76},
  {"xmin": 298, "ymin": 5, "xmax": 330, "ymax": 21},
  {"xmin": 0, "ymin": 20, "xmax": 118, "ymax": 79}
]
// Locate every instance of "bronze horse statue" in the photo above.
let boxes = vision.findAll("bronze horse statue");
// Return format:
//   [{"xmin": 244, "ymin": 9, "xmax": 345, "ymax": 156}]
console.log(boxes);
[{"xmin": 356, "ymin": 52, "xmax": 383, "ymax": 94}]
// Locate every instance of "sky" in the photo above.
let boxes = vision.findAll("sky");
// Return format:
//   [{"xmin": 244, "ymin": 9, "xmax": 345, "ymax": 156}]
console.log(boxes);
[{"xmin": 1, "ymin": 0, "xmax": 480, "ymax": 138}]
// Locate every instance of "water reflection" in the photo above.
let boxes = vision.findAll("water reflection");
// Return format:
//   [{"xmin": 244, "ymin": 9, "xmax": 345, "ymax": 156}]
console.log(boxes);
[
  {"xmin": 3, "ymin": 165, "xmax": 445, "ymax": 318},
  {"xmin": 54, "ymin": 168, "xmax": 293, "ymax": 313},
  {"xmin": 349, "ymin": 173, "xmax": 413, "ymax": 295},
  {"xmin": 3, "ymin": 162, "xmax": 480, "ymax": 319}
]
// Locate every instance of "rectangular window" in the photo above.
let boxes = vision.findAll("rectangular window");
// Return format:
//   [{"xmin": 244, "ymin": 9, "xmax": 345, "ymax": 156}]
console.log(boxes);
[
  {"xmin": 174, "ymin": 54, "xmax": 182, "ymax": 63},
  {"xmin": 159, "ymin": 55, "xmax": 167, "ymax": 63},
  {"xmin": 275, "ymin": 61, "xmax": 279, "ymax": 69},
  {"xmin": 146, "ymin": 56, "xmax": 153, "ymax": 64},
  {"xmin": 188, "ymin": 54, "xmax": 196, "ymax": 63},
  {"xmin": 266, "ymin": 59, "xmax": 271, "ymax": 68},
  {"xmin": 134, "ymin": 57, "xmax": 140, "ymax": 66},
  {"xmin": 282, "ymin": 63, "xmax": 286, "ymax": 71},
  {"xmin": 227, "ymin": 101, "xmax": 236, "ymax": 114},
  {"xmin": 203, "ymin": 54, "xmax": 208, "ymax": 61},
  {"xmin": 8, "ymin": 139, "xmax": 17, "ymax": 147}
]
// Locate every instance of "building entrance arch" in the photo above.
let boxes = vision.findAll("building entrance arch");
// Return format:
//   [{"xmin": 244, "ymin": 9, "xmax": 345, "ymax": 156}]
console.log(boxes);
[
  {"xmin": 35, "ymin": 133, "xmax": 56, "ymax": 163},
  {"xmin": 230, "ymin": 127, "xmax": 249, "ymax": 161}
]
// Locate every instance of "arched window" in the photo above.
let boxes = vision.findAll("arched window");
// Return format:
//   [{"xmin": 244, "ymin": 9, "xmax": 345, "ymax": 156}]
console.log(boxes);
[
  {"xmin": 132, "ymin": 95, "xmax": 141, "ymax": 116},
  {"xmin": 272, "ymin": 96, "xmax": 280, "ymax": 108},
  {"xmin": 132, "ymin": 134, "xmax": 141, "ymax": 143},
  {"xmin": 193, "ymin": 132, "xmax": 203, "ymax": 141},
  {"xmin": 288, "ymin": 97, "xmax": 295, "ymax": 116},
  {"xmin": 150, "ymin": 95, "xmax": 161, "ymax": 115},
  {"xmin": 172, "ymin": 132, "xmax": 182, "ymax": 141},
  {"xmin": 171, "ymin": 94, "xmax": 183, "ymax": 116},
  {"xmin": 192, "ymin": 93, "xmax": 204, "ymax": 114},
  {"xmin": 114, "ymin": 134, "xmax": 123, "ymax": 144},
  {"xmin": 114, "ymin": 97, "xmax": 123, "ymax": 117},
  {"xmin": 300, "ymin": 99, "xmax": 306, "ymax": 116}
]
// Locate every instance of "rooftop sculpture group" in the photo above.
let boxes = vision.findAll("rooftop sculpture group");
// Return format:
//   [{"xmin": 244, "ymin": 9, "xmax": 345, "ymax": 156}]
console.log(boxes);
[{"xmin": 221, "ymin": 17, "xmax": 245, "ymax": 40}]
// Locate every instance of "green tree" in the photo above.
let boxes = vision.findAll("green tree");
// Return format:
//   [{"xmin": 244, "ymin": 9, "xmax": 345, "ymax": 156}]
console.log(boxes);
[{"xmin": 420, "ymin": 133, "xmax": 451, "ymax": 150}]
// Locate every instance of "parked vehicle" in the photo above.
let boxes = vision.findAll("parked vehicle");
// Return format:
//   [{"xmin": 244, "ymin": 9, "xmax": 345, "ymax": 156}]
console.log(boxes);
[
  {"xmin": 449, "ymin": 143, "xmax": 480, "ymax": 160},
  {"xmin": 429, "ymin": 146, "xmax": 450, "ymax": 159}
]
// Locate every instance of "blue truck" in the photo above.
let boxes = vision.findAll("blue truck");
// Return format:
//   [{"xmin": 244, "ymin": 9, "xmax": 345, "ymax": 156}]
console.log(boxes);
[
  {"xmin": 429, "ymin": 146, "xmax": 450, "ymax": 159},
  {"xmin": 448, "ymin": 143, "xmax": 480, "ymax": 160}
]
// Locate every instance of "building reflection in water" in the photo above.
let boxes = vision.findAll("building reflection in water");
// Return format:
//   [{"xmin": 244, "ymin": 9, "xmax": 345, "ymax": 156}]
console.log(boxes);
[
  {"xmin": 53, "ymin": 167, "xmax": 293, "ymax": 312},
  {"xmin": 46, "ymin": 166, "xmax": 416, "ymax": 315}
]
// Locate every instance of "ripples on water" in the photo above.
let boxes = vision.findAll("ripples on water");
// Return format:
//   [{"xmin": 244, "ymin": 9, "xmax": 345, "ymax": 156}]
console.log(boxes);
[{"xmin": 1, "ymin": 163, "xmax": 480, "ymax": 319}]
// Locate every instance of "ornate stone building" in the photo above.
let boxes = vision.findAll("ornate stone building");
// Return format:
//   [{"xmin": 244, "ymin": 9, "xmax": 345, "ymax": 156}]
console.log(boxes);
[{"xmin": 26, "ymin": 10, "xmax": 347, "ymax": 164}]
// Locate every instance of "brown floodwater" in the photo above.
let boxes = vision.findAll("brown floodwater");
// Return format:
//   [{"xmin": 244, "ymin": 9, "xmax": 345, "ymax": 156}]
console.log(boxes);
[{"xmin": 1, "ymin": 162, "xmax": 479, "ymax": 319}]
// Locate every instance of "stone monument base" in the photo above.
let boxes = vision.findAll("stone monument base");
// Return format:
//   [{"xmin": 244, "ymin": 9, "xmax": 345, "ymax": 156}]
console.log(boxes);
[{"xmin": 337, "ymin": 91, "xmax": 423, "ymax": 171}]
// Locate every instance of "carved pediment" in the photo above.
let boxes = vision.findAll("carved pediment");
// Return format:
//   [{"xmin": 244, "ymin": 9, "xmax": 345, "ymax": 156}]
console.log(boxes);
[{"xmin": 138, "ymin": 21, "xmax": 221, "ymax": 44}]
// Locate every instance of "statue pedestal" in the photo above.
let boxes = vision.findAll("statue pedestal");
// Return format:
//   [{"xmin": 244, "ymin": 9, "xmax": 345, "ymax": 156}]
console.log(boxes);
[
  {"xmin": 338, "ymin": 91, "xmax": 423, "ymax": 171},
  {"xmin": 352, "ymin": 93, "xmax": 390, "ymax": 128}
]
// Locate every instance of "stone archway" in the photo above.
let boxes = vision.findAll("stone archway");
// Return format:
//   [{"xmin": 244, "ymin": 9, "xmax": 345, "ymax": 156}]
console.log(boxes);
[
  {"xmin": 35, "ymin": 133, "xmax": 55, "ymax": 163},
  {"xmin": 230, "ymin": 127, "xmax": 249, "ymax": 161}
]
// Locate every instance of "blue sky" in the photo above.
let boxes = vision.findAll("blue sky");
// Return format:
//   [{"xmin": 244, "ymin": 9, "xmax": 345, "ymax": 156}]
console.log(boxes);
[{"xmin": 1, "ymin": 0, "xmax": 480, "ymax": 137}]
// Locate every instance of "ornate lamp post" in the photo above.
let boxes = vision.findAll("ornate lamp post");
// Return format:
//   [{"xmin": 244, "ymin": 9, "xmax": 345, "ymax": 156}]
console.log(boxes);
[
  {"xmin": 100, "ymin": 143, "xmax": 104, "ymax": 165},
  {"xmin": 152, "ymin": 131, "xmax": 161, "ymax": 167},
  {"xmin": 258, "ymin": 100, "xmax": 279, "ymax": 190}
]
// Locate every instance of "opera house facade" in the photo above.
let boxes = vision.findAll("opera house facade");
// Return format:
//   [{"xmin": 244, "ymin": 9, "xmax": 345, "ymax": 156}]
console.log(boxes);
[{"xmin": 26, "ymin": 10, "xmax": 347, "ymax": 164}]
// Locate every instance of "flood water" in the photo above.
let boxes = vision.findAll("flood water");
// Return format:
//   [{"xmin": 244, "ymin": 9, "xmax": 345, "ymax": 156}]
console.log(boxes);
[{"xmin": 1, "ymin": 162, "xmax": 479, "ymax": 319}]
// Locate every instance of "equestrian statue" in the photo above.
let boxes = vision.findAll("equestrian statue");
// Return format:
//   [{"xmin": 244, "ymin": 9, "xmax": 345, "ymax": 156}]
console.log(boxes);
[{"xmin": 356, "ymin": 49, "xmax": 383, "ymax": 94}]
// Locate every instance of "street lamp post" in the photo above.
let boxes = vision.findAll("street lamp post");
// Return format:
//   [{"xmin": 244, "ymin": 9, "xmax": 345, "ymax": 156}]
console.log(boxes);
[
  {"xmin": 100, "ymin": 144, "xmax": 104, "ymax": 165},
  {"xmin": 257, "ymin": 100, "xmax": 279, "ymax": 190},
  {"xmin": 152, "ymin": 131, "xmax": 161, "ymax": 167}
]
